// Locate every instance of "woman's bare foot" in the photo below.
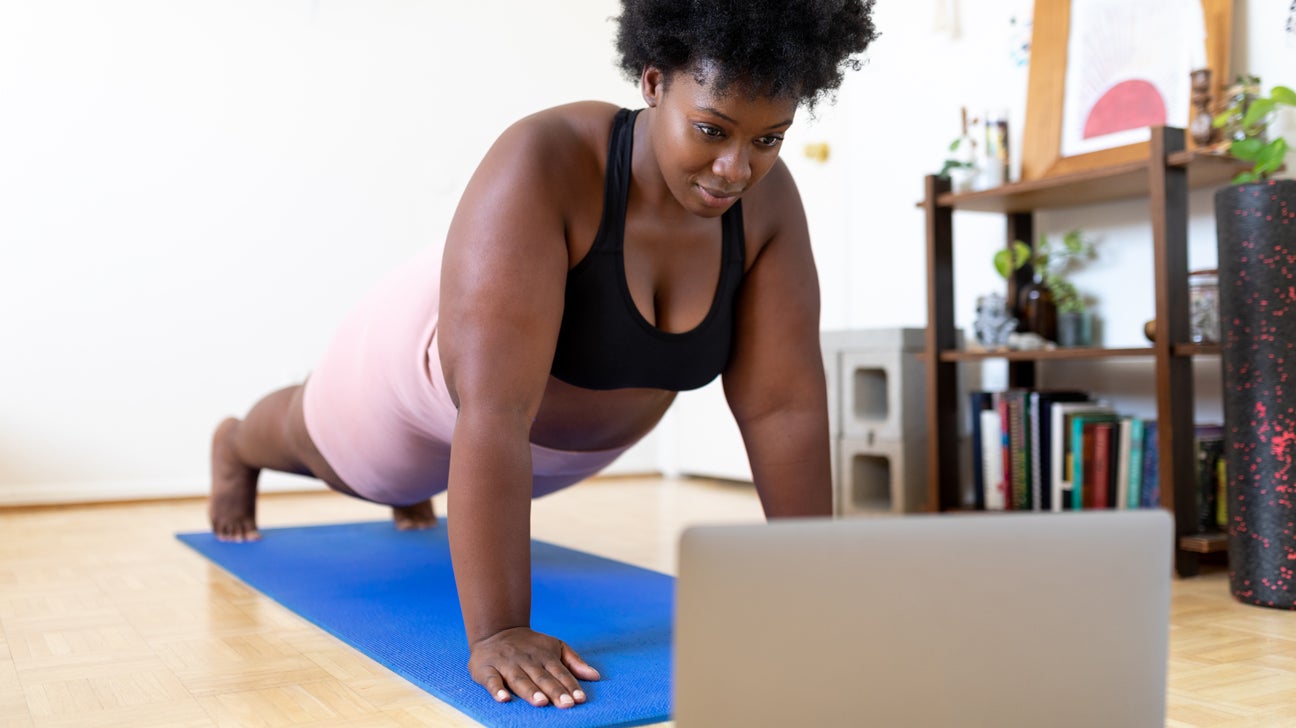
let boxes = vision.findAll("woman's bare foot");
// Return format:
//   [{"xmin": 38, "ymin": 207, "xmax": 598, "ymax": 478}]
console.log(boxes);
[
  {"xmin": 210, "ymin": 417, "xmax": 262, "ymax": 542},
  {"xmin": 392, "ymin": 499, "xmax": 437, "ymax": 530}
]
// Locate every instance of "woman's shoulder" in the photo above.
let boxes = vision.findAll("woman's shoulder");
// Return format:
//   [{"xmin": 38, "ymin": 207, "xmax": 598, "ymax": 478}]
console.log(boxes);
[
  {"xmin": 496, "ymin": 101, "xmax": 623, "ymax": 170},
  {"xmin": 740, "ymin": 158, "xmax": 808, "ymax": 251}
]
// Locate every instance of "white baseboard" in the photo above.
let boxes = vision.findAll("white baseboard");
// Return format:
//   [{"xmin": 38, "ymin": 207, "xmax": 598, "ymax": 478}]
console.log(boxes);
[
  {"xmin": 0, "ymin": 472, "xmax": 325, "ymax": 507},
  {"xmin": 0, "ymin": 470, "xmax": 680, "ymax": 507}
]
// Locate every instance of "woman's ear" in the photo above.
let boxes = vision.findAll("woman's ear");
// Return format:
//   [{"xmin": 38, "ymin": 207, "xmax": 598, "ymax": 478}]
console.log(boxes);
[{"xmin": 640, "ymin": 67, "xmax": 665, "ymax": 108}]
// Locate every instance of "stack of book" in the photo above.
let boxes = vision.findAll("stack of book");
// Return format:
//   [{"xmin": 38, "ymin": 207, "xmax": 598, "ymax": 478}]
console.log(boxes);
[{"xmin": 969, "ymin": 390, "xmax": 1225, "ymax": 530}]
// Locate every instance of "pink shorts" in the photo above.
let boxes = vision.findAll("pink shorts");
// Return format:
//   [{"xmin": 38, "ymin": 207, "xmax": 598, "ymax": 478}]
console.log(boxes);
[{"xmin": 302, "ymin": 245, "xmax": 632, "ymax": 506}]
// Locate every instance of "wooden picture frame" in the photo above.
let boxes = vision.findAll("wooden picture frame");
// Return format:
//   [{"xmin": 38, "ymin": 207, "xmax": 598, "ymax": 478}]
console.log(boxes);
[{"xmin": 1020, "ymin": 0, "xmax": 1232, "ymax": 181}]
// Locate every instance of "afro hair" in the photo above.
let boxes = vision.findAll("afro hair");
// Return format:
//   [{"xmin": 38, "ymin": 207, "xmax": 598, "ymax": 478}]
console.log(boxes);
[{"xmin": 614, "ymin": 0, "xmax": 877, "ymax": 110}]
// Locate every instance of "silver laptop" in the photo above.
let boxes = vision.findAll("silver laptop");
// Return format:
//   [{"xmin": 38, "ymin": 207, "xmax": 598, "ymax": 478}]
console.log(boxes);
[{"xmin": 674, "ymin": 510, "xmax": 1172, "ymax": 727}]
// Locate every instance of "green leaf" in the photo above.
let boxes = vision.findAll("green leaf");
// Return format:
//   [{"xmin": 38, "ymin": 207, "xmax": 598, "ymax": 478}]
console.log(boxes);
[
  {"xmin": 1212, "ymin": 110, "xmax": 1233, "ymax": 129},
  {"xmin": 1271, "ymin": 86, "xmax": 1296, "ymax": 107},
  {"xmin": 1232, "ymin": 171, "xmax": 1260, "ymax": 184},
  {"xmin": 993, "ymin": 241, "xmax": 1031, "ymax": 278},
  {"xmin": 1240, "ymin": 98, "xmax": 1276, "ymax": 130},
  {"xmin": 1230, "ymin": 138, "xmax": 1266, "ymax": 161},
  {"xmin": 1063, "ymin": 229, "xmax": 1085, "ymax": 255},
  {"xmin": 1255, "ymin": 139, "xmax": 1289, "ymax": 176},
  {"xmin": 993, "ymin": 249, "xmax": 1012, "ymax": 278},
  {"xmin": 949, "ymin": 139, "xmax": 960, "ymax": 152}
]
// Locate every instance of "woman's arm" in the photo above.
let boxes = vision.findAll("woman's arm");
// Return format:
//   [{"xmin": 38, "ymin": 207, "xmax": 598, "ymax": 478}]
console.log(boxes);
[
  {"xmin": 437, "ymin": 113, "xmax": 601, "ymax": 708},
  {"xmin": 723, "ymin": 161, "xmax": 833, "ymax": 519}
]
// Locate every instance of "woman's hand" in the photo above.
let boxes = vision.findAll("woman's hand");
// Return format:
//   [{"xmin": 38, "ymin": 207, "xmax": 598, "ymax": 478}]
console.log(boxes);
[{"xmin": 468, "ymin": 627, "xmax": 601, "ymax": 708}]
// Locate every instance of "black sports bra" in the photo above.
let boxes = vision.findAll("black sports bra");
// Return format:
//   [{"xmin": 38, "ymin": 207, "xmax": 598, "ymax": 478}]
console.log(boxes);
[{"xmin": 549, "ymin": 108, "xmax": 747, "ymax": 391}]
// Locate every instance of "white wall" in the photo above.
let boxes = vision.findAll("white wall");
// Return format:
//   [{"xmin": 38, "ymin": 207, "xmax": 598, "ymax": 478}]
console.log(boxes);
[
  {"xmin": 3, "ymin": 0, "xmax": 1293, "ymax": 504},
  {"xmin": 0, "ymin": 0, "xmax": 642, "ymax": 503}
]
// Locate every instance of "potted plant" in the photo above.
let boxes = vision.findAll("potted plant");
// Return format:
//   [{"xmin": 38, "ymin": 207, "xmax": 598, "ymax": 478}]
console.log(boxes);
[
  {"xmin": 939, "ymin": 107, "xmax": 978, "ymax": 193},
  {"xmin": 993, "ymin": 229, "xmax": 1096, "ymax": 346},
  {"xmin": 1210, "ymin": 81, "xmax": 1296, "ymax": 610}
]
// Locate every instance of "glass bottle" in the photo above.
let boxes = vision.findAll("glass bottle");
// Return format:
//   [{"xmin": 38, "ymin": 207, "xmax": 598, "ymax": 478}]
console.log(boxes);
[{"xmin": 1018, "ymin": 273, "xmax": 1058, "ymax": 342}]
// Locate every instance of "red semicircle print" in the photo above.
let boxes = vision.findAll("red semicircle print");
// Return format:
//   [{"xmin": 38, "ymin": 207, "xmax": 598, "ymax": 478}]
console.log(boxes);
[{"xmin": 1083, "ymin": 79, "xmax": 1167, "ymax": 139}]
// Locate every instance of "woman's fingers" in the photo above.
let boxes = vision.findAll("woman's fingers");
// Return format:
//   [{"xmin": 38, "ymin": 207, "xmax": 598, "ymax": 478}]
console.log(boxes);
[
  {"xmin": 561, "ymin": 641, "xmax": 602, "ymax": 682},
  {"xmin": 469, "ymin": 628, "xmax": 597, "ymax": 708},
  {"xmin": 477, "ymin": 666, "xmax": 511, "ymax": 703}
]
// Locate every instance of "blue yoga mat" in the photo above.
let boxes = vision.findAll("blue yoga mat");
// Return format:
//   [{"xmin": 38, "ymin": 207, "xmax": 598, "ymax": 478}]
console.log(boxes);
[{"xmin": 177, "ymin": 521, "xmax": 673, "ymax": 728}]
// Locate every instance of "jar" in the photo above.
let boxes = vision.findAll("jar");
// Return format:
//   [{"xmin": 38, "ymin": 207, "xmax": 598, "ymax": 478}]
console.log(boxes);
[
  {"xmin": 1188, "ymin": 269, "xmax": 1220, "ymax": 344},
  {"xmin": 1018, "ymin": 274, "xmax": 1057, "ymax": 342}
]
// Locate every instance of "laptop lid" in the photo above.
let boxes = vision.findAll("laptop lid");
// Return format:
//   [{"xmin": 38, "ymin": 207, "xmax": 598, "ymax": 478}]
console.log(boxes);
[{"xmin": 673, "ymin": 510, "xmax": 1171, "ymax": 727}]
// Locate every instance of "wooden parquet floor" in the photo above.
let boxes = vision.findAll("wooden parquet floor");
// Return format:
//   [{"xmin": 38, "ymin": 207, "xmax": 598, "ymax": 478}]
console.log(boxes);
[{"xmin": 1, "ymin": 477, "xmax": 1293, "ymax": 727}]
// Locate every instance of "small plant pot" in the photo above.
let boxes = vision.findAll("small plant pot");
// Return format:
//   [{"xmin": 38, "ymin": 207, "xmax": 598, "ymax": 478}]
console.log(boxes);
[{"xmin": 1055, "ymin": 311, "xmax": 1092, "ymax": 348}]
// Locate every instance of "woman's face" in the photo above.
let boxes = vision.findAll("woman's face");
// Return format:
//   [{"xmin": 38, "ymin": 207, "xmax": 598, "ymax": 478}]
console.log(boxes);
[{"xmin": 641, "ymin": 65, "xmax": 798, "ymax": 218}]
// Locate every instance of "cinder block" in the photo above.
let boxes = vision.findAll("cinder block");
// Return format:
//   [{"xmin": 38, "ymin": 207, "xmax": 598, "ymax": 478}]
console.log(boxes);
[
  {"xmin": 833, "ymin": 436, "xmax": 929, "ymax": 515},
  {"xmin": 822, "ymin": 347, "xmax": 842, "ymax": 437},
  {"xmin": 839, "ymin": 348, "xmax": 927, "ymax": 441},
  {"xmin": 821, "ymin": 328, "xmax": 927, "ymax": 353}
]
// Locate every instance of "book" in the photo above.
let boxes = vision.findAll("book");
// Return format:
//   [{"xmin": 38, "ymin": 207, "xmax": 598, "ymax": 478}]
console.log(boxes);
[
  {"xmin": 1195, "ymin": 425, "xmax": 1225, "ymax": 533},
  {"xmin": 999, "ymin": 394, "xmax": 1012, "ymax": 509},
  {"xmin": 1005, "ymin": 391, "xmax": 1031, "ymax": 510},
  {"xmin": 1092, "ymin": 421, "xmax": 1115, "ymax": 509},
  {"xmin": 980, "ymin": 407, "xmax": 1006, "ymax": 510},
  {"xmin": 1071, "ymin": 412, "xmax": 1121, "ymax": 510},
  {"xmin": 1141, "ymin": 422, "xmax": 1160, "ymax": 508},
  {"xmin": 1050, "ymin": 402, "xmax": 1114, "ymax": 511},
  {"xmin": 968, "ymin": 391, "xmax": 998, "ymax": 510},
  {"xmin": 1030, "ymin": 391, "xmax": 1090, "ymax": 512},
  {"xmin": 1217, "ymin": 457, "xmax": 1228, "ymax": 528},
  {"xmin": 1127, "ymin": 418, "xmax": 1145, "ymax": 509},
  {"xmin": 1115, "ymin": 417, "xmax": 1133, "ymax": 510}
]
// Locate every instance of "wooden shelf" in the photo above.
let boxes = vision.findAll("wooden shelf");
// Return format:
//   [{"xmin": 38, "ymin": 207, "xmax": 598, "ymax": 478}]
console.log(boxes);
[
  {"xmin": 922, "ymin": 151, "xmax": 1249, "ymax": 214},
  {"xmin": 938, "ymin": 346, "xmax": 1155, "ymax": 362},
  {"xmin": 1180, "ymin": 532, "xmax": 1228, "ymax": 554},
  {"xmin": 922, "ymin": 127, "xmax": 1233, "ymax": 579}
]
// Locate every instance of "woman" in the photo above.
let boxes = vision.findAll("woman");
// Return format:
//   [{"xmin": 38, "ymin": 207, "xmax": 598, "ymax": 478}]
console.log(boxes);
[{"xmin": 210, "ymin": 0, "xmax": 877, "ymax": 709}]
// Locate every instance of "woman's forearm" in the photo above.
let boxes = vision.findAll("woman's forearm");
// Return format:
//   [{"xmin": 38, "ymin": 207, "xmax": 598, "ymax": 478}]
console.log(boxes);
[{"xmin": 447, "ymin": 410, "xmax": 536, "ymax": 645}]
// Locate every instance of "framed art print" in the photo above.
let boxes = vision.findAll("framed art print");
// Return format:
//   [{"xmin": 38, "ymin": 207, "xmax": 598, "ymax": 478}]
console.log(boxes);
[{"xmin": 1020, "ymin": 0, "xmax": 1232, "ymax": 181}]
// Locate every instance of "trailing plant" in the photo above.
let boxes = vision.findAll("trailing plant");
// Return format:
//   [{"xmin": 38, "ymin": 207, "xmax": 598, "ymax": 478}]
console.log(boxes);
[
  {"xmin": 993, "ymin": 229, "xmax": 1095, "ymax": 314},
  {"xmin": 1212, "ymin": 80, "xmax": 1296, "ymax": 184},
  {"xmin": 938, "ymin": 136, "xmax": 975, "ymax": 179}
]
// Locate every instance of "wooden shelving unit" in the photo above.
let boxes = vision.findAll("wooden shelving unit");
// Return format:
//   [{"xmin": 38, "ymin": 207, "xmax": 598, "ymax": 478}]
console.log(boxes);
[{"xmin": 921, "ymin": 127, "xmax": 1249, "ymax": 578}]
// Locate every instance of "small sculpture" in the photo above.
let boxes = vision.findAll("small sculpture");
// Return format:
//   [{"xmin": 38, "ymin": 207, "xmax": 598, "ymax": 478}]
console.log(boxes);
[
  {"xmin": 974, "ymin": 293, "xmax": 1018, "ymax": 349},
  {"xmin": 1189, "ymin": 68, "xmax": 1217, "ymax": 147}
]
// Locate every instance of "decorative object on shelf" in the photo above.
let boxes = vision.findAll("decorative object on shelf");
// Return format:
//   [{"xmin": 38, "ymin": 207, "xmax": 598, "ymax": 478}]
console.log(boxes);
[
  {"xmin": 1017, "ymin": 275, "xmax": 1057, "ymax": 343},
  {"xmin": 977, "ymin": 110, "xmax": 1010, "ymax": 189},
  {"xmin": 972, "ymin": 292, "xmax": 1017, "ymax": 349},
  {"xmin": 1020, "ymin": 0, "xmax": 1232, "ymax": 180},
  {"xmin": 1143, "ymin": 319, "xmax": 1157, "ymax": 343},
  {"xmin": 1056, "ymin": 310, "xmax": 1093, "ymax": 348},
  {"xmin": 1211, "ymin": 81, "xmax": 1295, "ymax": 183},
  {"xmin": 940, "ymin": 107, "xmax": 978, "ymax": 193},
  {"xmin": 1214, "ymin": 82, "xmax": 1296, "ymax": 609},
  {"xmin": 995, "ymin": 229, "xmax": 1096, "ymax": 346},
  {"xmin": 1005, "ymin": 332, "xmax": 1055, "ymax": 351},
  {"xmin": 1187, "ymin": 268, "xmax": 1220, "ymax": 344},
  {"xmin": 1189, "ymin": 68, "xmax": 1217, "ymax": 146},
  {"xmin": 1213, "ymin": 75, "xmax": 1265, "ymax": 145}
]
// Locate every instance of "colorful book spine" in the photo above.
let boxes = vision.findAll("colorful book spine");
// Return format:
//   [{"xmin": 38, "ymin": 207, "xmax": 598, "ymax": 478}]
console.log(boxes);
[
  {"xmin": 1007, "ymin": 391, "xmax": 1030, "ymax": 510},
  {"xmin": 1115, "ymin": 418, "xmax": 1132, "ymax": 510},
  {"xmin": 1127, "ymin": 418, "xmax": 1145, "ymax": 509},
  {"xmin": 981, "ymin": 408, "xmax": 1006, "ymax": 510},
  {"xmin": 1141, "ymin": 422, "xmax": 1160, "ymax": 508}
]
